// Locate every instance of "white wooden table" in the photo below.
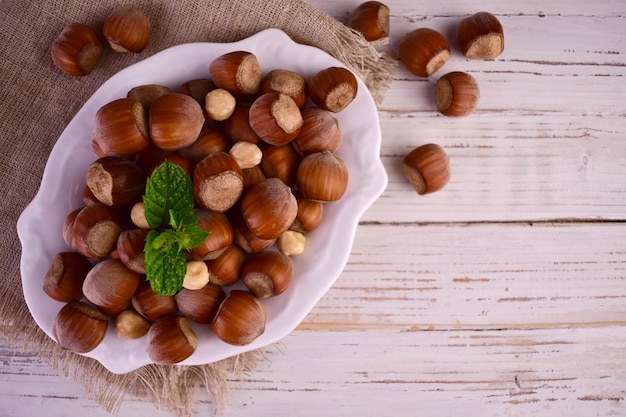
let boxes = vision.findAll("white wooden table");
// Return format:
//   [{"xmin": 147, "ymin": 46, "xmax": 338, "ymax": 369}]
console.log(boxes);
[{"xmin": 3, "ymin": 1, "xmax": 625, "ymax": 416}]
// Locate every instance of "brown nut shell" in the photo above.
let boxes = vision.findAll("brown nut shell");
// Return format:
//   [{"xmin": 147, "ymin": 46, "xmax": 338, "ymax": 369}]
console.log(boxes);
[
  {"xmin": 149, "ymin": 93, "xmax": 205, "ymax": 151},
  {"xmin": 261, "ymin": 69, "xmax": 307, "ymax": 108},
  {"xmin": 206, "ymin": 244, "xmax": 248, "ymax": 286},
  {"xmin": 209, "ymin": 51, "xmax": 262, "ymax": 98},
  {"xmin": 249, "ymin": 93, "xmax": 303, "ymax": 146},
  {"xmin": 193, "ymin": 152, "xmax": 244, "ymax": 212},
  {"xmin": 175, "ymin": 284, "xmax": 225, "ymax": 324},
  {"xmin": 211, "ymin": 290, "xmax": 266, "ymax": 346},
  {"xmin": 240, "ymin": 178, "xmax": 298, "ymax": 240},
  {"xmin": 435, "ymin": 71, "xmax": 480, "ymax": 117},
  {"xmin": 51, "ymin": 23, "xmax": 103, "ymax": 76},
  {"xmin": 86, "ymin": 156, "xmax": 146, "ymax": 207},
  {"xmin": 43, "ymin": 251, "xmax": 92, "ymax": 302},
  {"xmin": 458, "ymin": 11, "xmax": 504, "ymax": 59},
  {"xmin": 146, "ymin": 315, "xmax": 198, "ymax": 364},
  {"xmin": 178, "ymin": 126, "xmax": 231, "ymax": 164},
  {"xmin": 72, "ymin": 203, "xmax": 123, "ymax": 259},
  {"xmin": 92, "ymin": 98, "xmax": 150, "ymax": 157},
  {"xmin": 292, "ymin": 107, "xmax": 342, "ymax": 156},
  {"xmin": 131, "ymin": 279, "xmax": 177, "ymax": 322},
  {"xmin": 296, "ymin": 151, "xmax": 349, "ymax": 202},
  {"xmin": 242, "ymin": 251, "xmax": 293, "ymax": 298},
  {"xmin": 188, "ymin": 209, "xmax": 234, "ymax": 260},
  {"xmin": 308, "ymin": 67, "xmax": 358, "ymax": 113},
  {"xmin": 402, "ymin": 143, "xmax": 450, "ymax": 195},
  {"xmin": 82, "ymin": 258, "xmax": 141, "ymax": 316},
  {"xmin": 399, "ymin": 28, "xmax": 451, "ymax": 77},
  {"xmin": 347, "ymin": 1, "xmax": 390, "ymax": 41},
  {"xmin": 53, "ymin": 300, "xmax": 108, "ymax": 353},
  {"xmin": 259, "ymin": 143, "xmax": 302, "ymax": 187},
  {"xmin": 103, "ymin": 6, "xmax": 151, "ymax": 53}
]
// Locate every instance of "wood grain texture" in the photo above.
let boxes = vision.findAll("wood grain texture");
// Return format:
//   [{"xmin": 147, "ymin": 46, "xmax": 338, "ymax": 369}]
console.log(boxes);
[{"xmin": 2, "ymin": 1, "xmax": 625, "ymax": 416}]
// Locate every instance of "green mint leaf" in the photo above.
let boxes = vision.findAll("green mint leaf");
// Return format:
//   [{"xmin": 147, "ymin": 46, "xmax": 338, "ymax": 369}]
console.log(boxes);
[
  {"xmin": 143, "ymin": 161, "xmax": 195, "ymax": 228},
  {"xmin": 177, "ymin": 224, "xmax": 210, "ymax": 250},
  {"xmin": 144, "ymin": 229, "xmax": 187, "ymax": 296}
]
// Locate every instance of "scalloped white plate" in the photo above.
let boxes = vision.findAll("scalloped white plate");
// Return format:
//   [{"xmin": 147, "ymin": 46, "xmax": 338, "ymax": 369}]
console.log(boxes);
[{"xmin": 17, "ymin": 28, "xmax": 387, "ymax": 374}]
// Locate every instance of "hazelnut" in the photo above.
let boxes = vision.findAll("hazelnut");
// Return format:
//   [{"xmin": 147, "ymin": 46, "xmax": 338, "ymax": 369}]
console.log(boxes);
[
  {"xmin": 205, "ymin": 88, "xmax": 236, "ymax": 121},
  {"xmin": 224, "ymin": 103, "xmax": 262, "ymax": 144},
  {"xmin": 277, "ymin": 230, "xmax": 306, "ymax": 256},
  {"xmin": 114, "ymin": 309, "xmax": 151, "ymax": 340},
  {"xmin": 206, "ymin": 245, "xmax": 248, "ymax": 286},
  {"xmin": 178, "ymin": 126, "xmax": 231, "ymax": 164},
  {"xmin": 52, "ymin": 300, "xmax": 108, "ymax": 353},
  {"xmin": 43, "ymin": 252, "xmax": 92, "ymax": 302},
  {"xmin": 178, "ymin": 78, "xmax": 216, "ymax": 107},
  {"xmin": 175, "ymin": 284, "xmax": 225, "ymax": 324},
  {"xmin": 131, "ymin": 278, "xmax": 177, "ymax": 321},
  {"xmin": 82, "ymin": 258, "xmax": 141, "ymax": 316},
  {"xmin": 457, "ymin": 12, "xmax": 504, "ymax": 59},
  {"xmin": 249, "ymin": 93, "xmax": 303, "ymax": 146},
  {"xmin": 130, "ymin": 201, "xmax": 150, "ymax": 229},
  {"xmin": 127, "ymin": 84, "xmax": 171, "ymax": 110},
  {"xmin": 402, "ymin": 143, "xmax": 450, "ymax": 195},
  {"xmin": 211, "ymin": 290, "xmax": 266, "ymax": 346},
  {"xmin": 242, "ymin": 165, "xmax": 266, "ymax": 189},
  {"xmin": 149, "ymin": 93, "xmax": 205, "ymax": 151},
  {"xmin": 146, "ymin": 315, "xmax": 198, "ymax": 364},
  {"xmin": 72, "ymin": 204, "xmax": 123, "ymax": 259},
  {"xmin": 193, "ymin": 152, "xmax": 244, "ymax": 212},
  {"xmin": 242, "ymin": 251, "xmax": 294, "ymax": 298},
  {"xmin": 308, "ymin": 67, "xmax": 358, "ymax": 113},
  {"xmin": 182, "ymin": 260, "xmax": 211, "ymax": 290},
  {"xmin": 85, "ymin": 156, "xmax": 146, "ymax": 207},
  {"xmin": 188, "ymin": 209, "xmax": 233, "ymax": 260},
  {"xmin": 348, "ymin": 1, "xmax": 390, "ymax": 41},
  {"xmin": 231, "ymin": 211, "xmax": 277, "ymax": 254},
  {"xmin": 290, "ymin": 197, "xmax": 324, "ymax": 233},
  {"xmin": 116, "ymin": 228, "xmax": 149, "ymax": 274},
  {"xmin": 292, "ymin": 107, "xmax": 342, "ymax": 156},
  {"xmin": 240, "ymin": 178, "xmax": 298, "ymax": 240},
  {"xmin": 92, "ymin": 98, "xmax": 150, "ymax": 157},
  {"xmin": 296, "ymin": 151, "xmax": 349, "ymax": 202},
  {"xmin": 229, "ymin": 141, "xmax": 263, "ymax": 169},
  {"xmin": 399, "ymin": 28, "xmax": 450, "ymax": 77},
  {"xmin": 50, "ymin": 23, "xmax": 103, "ymax": 76},
  {"xmin": 103, "ymin": 6, "xmax": 151, "ymax": 53},
  {"xmin": 209, "ymin": 51, "xmax": 262, "ymax": 98},
  {"xmin": 259, "ymin": 143, "xmax": 302, "ymax": 187},
  {"xmin": 261, "ymin": 69, "xmax": 308, "ymax": 108},
  {"xmin": 62, "ymin": 208, "xmax": 82, "ymax": 251},
  {"xmin": 435, "ymin": 71, "xmax": 480, "ymax": 117}
]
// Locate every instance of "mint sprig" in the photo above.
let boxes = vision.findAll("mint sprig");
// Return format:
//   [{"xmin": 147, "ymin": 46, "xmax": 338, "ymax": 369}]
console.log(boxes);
[{"xmin": 143, "ymin": 161, "xmax": 209, "ymax": 296}]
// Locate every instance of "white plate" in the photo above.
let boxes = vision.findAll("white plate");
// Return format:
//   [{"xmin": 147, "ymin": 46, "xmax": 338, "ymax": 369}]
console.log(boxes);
[{"xmin": 17, "ymin": 28, "xmax": 387, "ymax": 374}]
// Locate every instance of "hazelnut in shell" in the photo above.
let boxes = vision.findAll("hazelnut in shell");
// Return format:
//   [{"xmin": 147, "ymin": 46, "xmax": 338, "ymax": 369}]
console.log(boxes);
[
  {"xmin": 72, "ymin": 203, "xmax": 123, "ymax": 259},
  {"xmin": 131, "ymin": 278, "xmax": 177, "ymax": 322},
  {"xmin": 53, "ymin": 300, "xmax": 108, "ymax": 353},
  {"xmin": 261, "ymin": 69, "xmax": 308, "ymax": 108},
  {"xmin": 175, "ymin": 284, "xmax": 225, "ymax": 324},
  {"xmin": 240, "ymin": 178, "xmax": 298, "ymax": 240},
  {"xmin": 43, "ymin": 251, "xmax": 92, "ymax": 302},
  {"xmin": 92, "ymin": 98, "xmax": 150, "ymax": 157},
  {"xmin": 435, "ymin": 71, "xmax": 480, "ymax": 117},
  {"xmin": 209, "ymin": 51, "xmax": 262, "ymax": 98},
  {"xmin": 82, "ymin": 258, "xmax": 141, "ymax": 316},
  {"xmin": 146, "ymin": 315, "xmax": 198, "ymax": 364},
  {"xmin": 308, "ymin": 67, "xmax": 358, "ymax": 113},
  {"xmin": 51, "ymin": 23, "xmax": 103, "ymax": 76},
  {"xmin": 399, "ymin": 28, "xmax": 450, "ymax": 77},
  {"xmin": 402, "ymin": 143, "xmax": 450, "ymax": 195},
  {"xmin": 249, "ymin": 93, "xmax": 303, "ymax": 146},
  {"xmin": 188, "ymin": 209, "xmax": 234, "ymax": 260},
  {"xmin": 242, "ymin": 251, "xmax": 294, "ymax": 298},
  {"xmin": 103, "ymin": 6, "xmax": 151, "ymax": 53},
  {"xmin": 86, "ymin": 156, "xmax": 146, "ymax": 207},
  {"xmin": 206, "ymin": 244, "xmax": 248, "ymax": 286},
  {"xmin": 296, "ymin": 151, "xmax": 349, "ymax": 202},
  {"xmin": 293, "ymin": 107, "xmax": 342, "ymax": 156},
  {"xmin": 457, "ymin": 11, "xmax": 504, "ymax": 59},
  {"xmin": 290, "ymin": 197, "xmax": 324, "ymax": 233},
  {"xmin": 347, "ymin": 1, "xmax": 390, "ymax": 42},
  {"xmin": 259, "ymin": 143, "xmax": 302, "ymax": 187},
  {"xmin": 193, "ymin": 152, "xmax": 244, "ymax": 212},
  {"xmin": 211, "ymin": 290, "xmax": 266, "ymax": 346},
  {"xmin": 149, "ymin": 93, "xmax": 205, "ymax": 151}
]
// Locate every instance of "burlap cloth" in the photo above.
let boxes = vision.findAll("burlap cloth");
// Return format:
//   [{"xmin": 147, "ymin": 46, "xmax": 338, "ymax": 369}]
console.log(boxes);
[{"xmin": 0, "ymin": 0, "xmax": 394, "ymax": 415}]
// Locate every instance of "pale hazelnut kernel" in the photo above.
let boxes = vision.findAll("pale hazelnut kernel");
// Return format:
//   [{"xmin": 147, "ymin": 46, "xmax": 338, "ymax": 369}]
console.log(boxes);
[
  {"xmin": 205, "ymin": 88, "xmax": 236, "ymax": 121},
  {"xmin": 114, "ymin": 309, "xmax": 151, "ymax": 339},
  {"xmin": 277, "ymin": 230, "xmax": 306, "ymax": 255},
  {"xmin": 130, "ymin": 201, "xmax": 151, "ymax": 229},
  {"xmin": 229, "ymin": 141, "xmax": 263, "ymax": 169},
  {"xmin": 182, "ymin": 260, "xmax": 210, "ymax": 290}
]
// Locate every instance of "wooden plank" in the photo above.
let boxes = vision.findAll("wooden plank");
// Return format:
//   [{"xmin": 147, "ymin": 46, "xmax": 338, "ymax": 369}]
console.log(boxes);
[{"xmin": 301, "ymin": 223, "xmax": 626, "ymax": 330}]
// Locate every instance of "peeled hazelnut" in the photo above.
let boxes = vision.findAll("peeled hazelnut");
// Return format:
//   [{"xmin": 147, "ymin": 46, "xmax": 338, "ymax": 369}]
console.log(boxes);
[
  {"xmin": 114, "ymin": 309, "xmax": 151, "ymax": 340},
  {"xmin": 277, "ymin": 230, "xmax": 306, "ymax": 256},
  {"xmin": 51, "ymin": 23, "xmax": 103, "ymax": 76},
  {"xmin": 458, "ymin": 11, "xmax": 504, "ymax": 59},
  {"xmin": 209, "ymin": 51, "xmax": 262, "ymax": 98},
  {"xmin": 127, "ymin": 84, "xmax": 171, "ymax": 110},
  {"xmin": 131, "ymin": 278, "xmax": 177, "ymax": 321},
  {"xmin": 116, "ymin": 228, "xmax": 149, "ymax": 274},
  {"xmin": 130, "ymin": 201, "xmax": 150, "ymax": 229},
  {"xmin": 53, "ymin": 300, "xmax": 108, "ymax": 353},
  {"xmin": 82, "ymin": 258, "xmax": 141, "ymax": 316},
  {"xmin": 290, "ymin": 197, "xmax": 324, "ymax": 233},
  {"xmin": 211, "ymin": 290, "xmax": 266, "ymax": 346},
  {"xmin": 147, "ymin": 315, "xmax": 198, "ymax": 364},
  {"xmin": 261, "ymin": 69, "xmax": 307, "ymax": 108},
  {"xmin": 348, "ymin": 1, "xmax": 390, "ymax": 41},
  {"xmin": 92, "ymin": 98, "xmax": 150, "ymax": 157},
  {"xmin": 402, "ymin": 143, "xmax": 450, "ymax": 195},
  {"xmin": 193, "ymin": 152, "xmax": 243, "ymax": 212},
  {"xmin": 240, "ymin": 178, "xmax": 298, "ymax": 240},
  {"xmin": 435, "ymin": 71, "xmax": 480, "ymax": 117},
  {"xmin": 296, "ymin": 151, "xmax": 349, "ymax": 202},
  {"xmin": 292, "ymin": 108, "xmax": 342, "ymax": 156},
  {"xmin": 259, "ymin": 143, "xmax": 302, "ymax": 187},
  {"xmin": 175, "ymin": 284, "xmax": 225, "ymax": 324},
  {"xmin": 224, "ymin": 103, "xmax": 262, "ymax": 144},
  {"xmin": 86, "ymin": 156, "xmax": 146, "ymax": 207},
  {"xmin": 103, "ymin": 6, "xmax": 150, "ymax": 53},
  {"xmin": 149, "ymin": 93, "xmax": 205, "ymax": 151},
  {"xmin": 242, "ymin": 251, "xmax": 293, "ymax": 298},
  {"xmin": 188, "ymin": 209, "xmax": 233, "ymax": 260},
  {"xmin": 229, "ymin": 141, "xmax": 263, "ymax": 169},
  {"xmin": 72, "ymin": 203, "xmax": 123, "ymax": 259},
  {"xmin": 308, "ymin": 67, "xmax": 358, "ymax": 113},
  {"xmin": 178, "ymin": 126, "xmax": 231, "ymax": 164},
  {"xmin": 249, "ymin": 93, "xmax": 303, "ymax": 146},
  {"xmin": 182, "ymin": 260, "xmax": 211, "ymax": 290},
  {"xmin": 399, "ymin": 28, "xmax": 451, "ymax": 77},
  {"xmin": 43, "ymin": 251, "xmax": 92, "ymax": 302},
  {"xmin": 206, "ymin": 244, "xmax": 247, "ymax": 286},
  {"xmin": 205, "ymin": 88, "xmax": 236, "ymax": 121}
]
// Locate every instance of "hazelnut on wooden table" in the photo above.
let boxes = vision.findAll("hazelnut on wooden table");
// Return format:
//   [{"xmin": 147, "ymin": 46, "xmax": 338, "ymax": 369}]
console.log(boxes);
[
  {"xmin": 399, "ymin": 28, "xmax": 451, "ymax": 77},
  {"xmin": 457, "ymin": 11, "xmax": 504, "ymax": 59},
  {"xmin": 402, "ymin": 143, "xmax": 450, "ymax": 195},
  {"xmin": 435, "ymin": 71, "xmax": 480, "ymax": 117},
  {"xmin": 348, "ymin": 1, "xmax": 390, "ymax": 42}
]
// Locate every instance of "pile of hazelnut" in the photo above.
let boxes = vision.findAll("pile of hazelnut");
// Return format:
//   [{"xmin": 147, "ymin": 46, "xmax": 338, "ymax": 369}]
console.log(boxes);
[
  {"xmin": 45, "ymin": 44, "xmax": 359, "ymax": 364},
  {"xmin": 348, "ymin": 1, "xmax": 505, "ymax": 195}
]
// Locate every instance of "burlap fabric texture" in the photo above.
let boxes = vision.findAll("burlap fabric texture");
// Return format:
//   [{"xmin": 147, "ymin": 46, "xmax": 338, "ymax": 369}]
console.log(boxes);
[{"xmin": 0, "ymin": 0, "xmax": 394, "ymax": 415}]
